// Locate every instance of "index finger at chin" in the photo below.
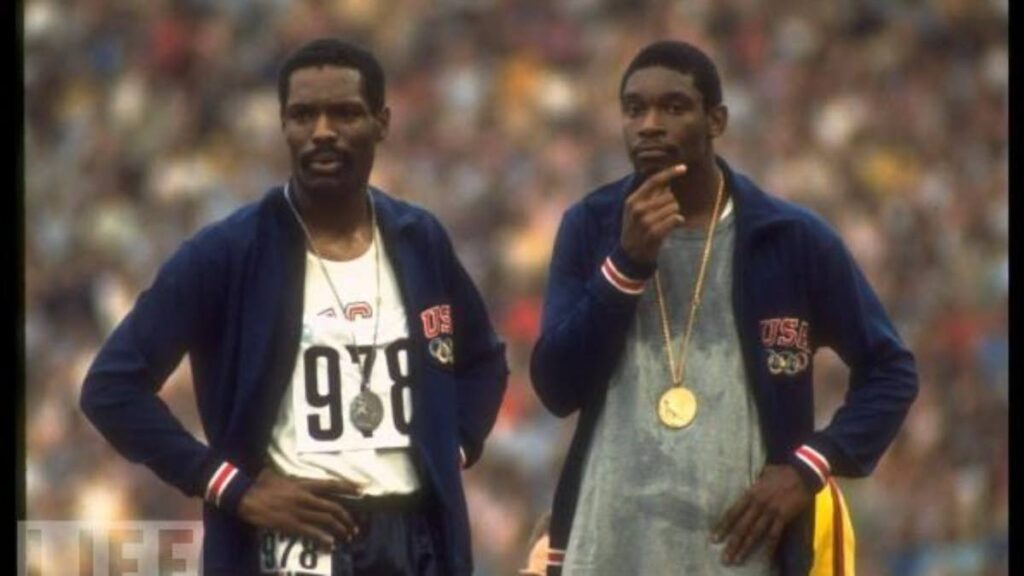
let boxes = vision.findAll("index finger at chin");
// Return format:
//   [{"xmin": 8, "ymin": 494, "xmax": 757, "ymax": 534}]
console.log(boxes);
[
  {"xmin": 637, "ymin": 164, "xmax": 684, "ymax": 197},
  {"xmin": 650, "ymin": 164, "xmax": 687, "ymax": 187}
]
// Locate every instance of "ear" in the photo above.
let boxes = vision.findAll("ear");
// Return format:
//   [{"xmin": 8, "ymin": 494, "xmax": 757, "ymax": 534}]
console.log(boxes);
[
  {"xmin": 375, "ymin": 106, "xmax": 391, "ymax": 143},
  {"xmin": 707, "ymin": 103, "xmax": 728, "ymax": 139}
]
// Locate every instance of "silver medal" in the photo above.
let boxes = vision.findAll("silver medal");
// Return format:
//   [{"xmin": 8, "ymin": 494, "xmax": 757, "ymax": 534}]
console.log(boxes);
[{"xmin": 350, "ymin": 390, "xmax": 385, "ymax": 434}]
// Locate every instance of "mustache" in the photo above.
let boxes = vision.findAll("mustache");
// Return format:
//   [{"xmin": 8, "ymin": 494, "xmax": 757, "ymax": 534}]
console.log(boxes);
[{"xmin": 301, "ymin": 146, "xmax": 350, "ymax": 165}]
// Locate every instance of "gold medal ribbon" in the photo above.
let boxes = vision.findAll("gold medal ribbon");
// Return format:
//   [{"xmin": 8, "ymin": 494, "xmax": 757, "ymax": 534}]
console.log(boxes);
[{"xmin": 654, "ymin": 167, "xmax": 726, "ymax": 429}]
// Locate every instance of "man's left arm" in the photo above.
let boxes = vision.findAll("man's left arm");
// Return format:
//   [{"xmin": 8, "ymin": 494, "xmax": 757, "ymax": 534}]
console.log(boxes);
[
  {"xmin": 714, "ymin": 225, "xmax": 918, "ymax": 564},
  {"xmin": 435, "ymin": 223, "xmax": 509, "ymax": 469},
  {"xmin": 788, "ymin": 228, "xmax": 919, "ymax": 489}
]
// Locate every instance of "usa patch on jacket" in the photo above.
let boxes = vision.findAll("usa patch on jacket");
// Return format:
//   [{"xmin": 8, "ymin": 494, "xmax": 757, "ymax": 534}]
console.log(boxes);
[
  {"xmin": 421, "ymin": 304, "xmax": 454, "ymax": 365},
  {"xmin": 760, "ymin": 317, "xmax": 811, "ymax": 376},
  {"xmin": 420, "ymin": 304, "xmax": 452, "ymax": 338}
]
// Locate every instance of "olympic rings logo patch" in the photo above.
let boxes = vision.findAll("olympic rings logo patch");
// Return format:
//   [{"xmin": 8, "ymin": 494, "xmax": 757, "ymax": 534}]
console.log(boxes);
[
  {"xmin": 428, "ymin": 336, "xmax": 454, "ymax": 366},
  {"xmin": 766, "ymin": 349, "xmax": 810, "ymax": 375},
  {"xmin": 761, "ymin": 317, "xmax": 812, "ymax": 377}
]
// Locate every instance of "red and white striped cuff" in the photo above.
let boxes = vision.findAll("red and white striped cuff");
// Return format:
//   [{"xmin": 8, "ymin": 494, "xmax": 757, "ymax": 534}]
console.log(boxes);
[
  {"xmin": 547, "ymin": 548, "xmax": 565, "ymax": 568},
  {"xmin": 205, "ymin": 461, "xmax": 240, "ymax": 507},
  {"xmin": 794, "ymin": 445, "xmax": 831, "ymax": 485},
  {"xmin": 600, "ymin": 257, "xmax": 645, "ymax": 295}
]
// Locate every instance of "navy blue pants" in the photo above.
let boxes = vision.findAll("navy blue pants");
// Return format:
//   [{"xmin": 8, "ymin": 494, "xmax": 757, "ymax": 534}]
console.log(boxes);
[
  {"xmin": 247, "ymin": 494, "xmax": 443, "ymax": 576},
  {"xmin": 329, "ymin": 496, "xmax": 442, "ymax": 576}
]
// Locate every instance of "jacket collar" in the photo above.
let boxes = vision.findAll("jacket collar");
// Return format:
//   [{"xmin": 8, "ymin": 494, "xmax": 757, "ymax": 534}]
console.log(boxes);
[
  {"xmin": 369, "ymin": 185, "xmax": 420, "ymax": 237},
  {"xmin": 720, "ymin": 157, "xmax": 800, "ymax": 239}
]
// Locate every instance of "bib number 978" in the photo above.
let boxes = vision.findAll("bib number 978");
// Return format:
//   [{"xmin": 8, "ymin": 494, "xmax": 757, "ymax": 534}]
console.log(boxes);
[
  {"xmin": 304, "ymin": 338, "xmax": 413, "ymax": 441},
  {"xmin": 259, "ymin": 530, "xmax": 331, "ymax": 575}
]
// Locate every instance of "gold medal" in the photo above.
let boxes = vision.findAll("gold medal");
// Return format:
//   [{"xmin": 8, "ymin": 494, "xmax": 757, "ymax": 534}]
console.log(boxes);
[
  {"xmin": 657, "ymin": 387, "xmax": 697, "ymax": 428},
  {"xmin": 652, "ymin": 168, "xmax": 726, "ymax": 430}
]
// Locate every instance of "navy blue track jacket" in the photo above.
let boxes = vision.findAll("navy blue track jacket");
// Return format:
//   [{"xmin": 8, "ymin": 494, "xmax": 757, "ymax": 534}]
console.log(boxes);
[
  {"xmin": 530, "ymin": 158, "xmax": 918, "ymax": 575},
  {"xmin": 81, "ymin": 186, "xmax": 509, "ymax": 574}
]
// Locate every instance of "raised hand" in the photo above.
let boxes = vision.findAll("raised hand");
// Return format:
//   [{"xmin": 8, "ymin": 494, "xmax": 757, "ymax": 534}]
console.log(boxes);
[{"xmin": 620, "ymin": 164, "xmax": 687, "ymax": 265}]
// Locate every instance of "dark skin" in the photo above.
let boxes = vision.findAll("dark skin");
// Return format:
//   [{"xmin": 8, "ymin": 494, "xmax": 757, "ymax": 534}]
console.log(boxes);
[
  {"xmin": 620, "ymin": 65, "xmax": 727, "ymax": 255},
  {"xmin": 712, "ymin": 464, "xmax": 814, "ymax": 565},
  {"xmin": 619, "ymin": 66, "xmax": 814, "ymax": 566},
  {"xmin": 236, "ymin": 64, "xmax": 391, "ymax": 548},
  {"xmin": 237, "ymin": 468, "xmax": 363, "ymax": 549},
  {"xmin": 281, "ymin": 65, "xmax": 390, "ymax": 260}
]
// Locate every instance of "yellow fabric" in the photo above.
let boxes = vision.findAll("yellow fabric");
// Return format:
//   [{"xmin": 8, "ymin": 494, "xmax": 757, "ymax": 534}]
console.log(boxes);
[{"xmin": 810, "ymin": 479, "xmax": 856, "ymax": 576}]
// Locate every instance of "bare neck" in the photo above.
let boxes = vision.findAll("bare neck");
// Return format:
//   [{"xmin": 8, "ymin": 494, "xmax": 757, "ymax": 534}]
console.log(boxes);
[
  {"xmin": 672, "ymin": 162, "xmax": 727, "ymax": 229},
  {"xmin": 289, "ymin": 181, "xmax": 374, "ymax": 260}
]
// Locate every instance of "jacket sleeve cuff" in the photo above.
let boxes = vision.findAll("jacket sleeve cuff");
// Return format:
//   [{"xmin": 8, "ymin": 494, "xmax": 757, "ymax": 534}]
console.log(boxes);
[
  {"xmin": 787, "ymin": 444, "xmax": 832, "ymax": 493},
  {"xmin": 546, "ymin": 548, "xmax": 565, "ymax": 575},
  {"xmin": 202, "ymin": 460, "xmax": 254, "ymax": 515},
  {"xmin": 596, "ymin": 246, "xmax": 656, "ymax": 298}
]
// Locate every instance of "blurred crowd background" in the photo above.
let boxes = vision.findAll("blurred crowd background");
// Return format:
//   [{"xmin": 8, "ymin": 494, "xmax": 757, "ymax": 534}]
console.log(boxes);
[{"xmin": 23, "ymin": 0, "xmax": 1007, "ymax": 574}]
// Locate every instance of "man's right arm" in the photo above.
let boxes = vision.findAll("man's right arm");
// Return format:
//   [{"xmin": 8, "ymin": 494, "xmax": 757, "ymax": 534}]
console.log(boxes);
[
  {"xmin": 79, "ymin": 239, "xmax": 255, "ymax": 514},
  {"xmin": 81, "ymin": 234, "xmax": 366, "ymax": 546},
  {"xmin": 529, "ymin": 206, "xmax": 653, "ymax": 416},
  {"xmin": 531, "ymin": 166, "xmax": 686, "ymax": 417}
]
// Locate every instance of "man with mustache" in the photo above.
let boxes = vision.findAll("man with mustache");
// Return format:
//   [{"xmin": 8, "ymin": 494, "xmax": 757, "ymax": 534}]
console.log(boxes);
[
  {"xmin": 530, "ymin": 40, "xmax": 918, "ymax": 575},
  {"xmin": 81, "ymin": 38, "xmax": 508, "ymax": 575}
]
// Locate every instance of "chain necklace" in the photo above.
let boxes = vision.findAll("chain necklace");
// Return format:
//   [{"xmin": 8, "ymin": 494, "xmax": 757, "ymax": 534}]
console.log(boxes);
[
  {"xmin": 653, "ymin": 167, "xmax": 726, "ymax": 429},
  {"xmin": 283, "ymin": 182, "xmax": 386, "ymax": 434}
]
